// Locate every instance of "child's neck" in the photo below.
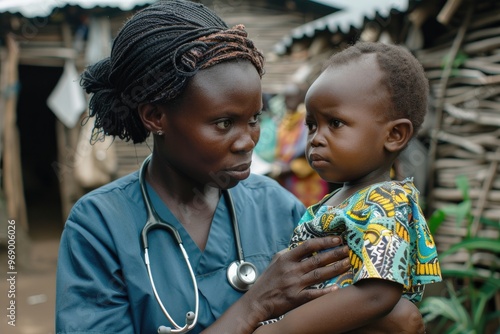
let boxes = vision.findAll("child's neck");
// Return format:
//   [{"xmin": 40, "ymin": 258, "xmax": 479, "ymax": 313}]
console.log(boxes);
[{"xmin": 326, "ymin": 174, "xmax": 392, "ymax": 207}]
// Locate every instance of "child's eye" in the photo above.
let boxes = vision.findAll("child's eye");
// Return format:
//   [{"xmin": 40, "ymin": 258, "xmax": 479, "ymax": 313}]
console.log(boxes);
[
  {"xmin": 215, "ymin": 119, "xmax": 232, "ymax": 129},
  {"xmin": 330, "ymin": 119, "xmax": 344, "ymax": 128},
  {"xmin": 249, "ymin": 111, "xmax": 262, "ymax": 125},
  {"xmin": 305, "ymin": 121, "xmax": 317, "ymax": 132}
]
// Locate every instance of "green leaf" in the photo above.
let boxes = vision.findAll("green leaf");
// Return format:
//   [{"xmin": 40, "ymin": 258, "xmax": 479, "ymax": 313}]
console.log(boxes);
[
  {"xmin": 420, "ymin": 296, "xmax": 471, "ymax": 328},
  {"xmin": 454, "ymin": 200, "xmax": 472, "ymax": 228},
  {"xmin": 440, "ymin": 267, "xmax": 500, "ymax": 281},
  {"xmin": 441, "ymin": 204, "xmax": 461, "ymax": 216},
  {"xmin": 440, "ymin": 268, "xmax": 484, "ymax": 280},
  {"xmin": 478, "ymin": 216, "xmax": 500, "ymax": 231},
  {"xmin": 440, "ymin": 238, "xmax": 500, "ymax": 258},
  {"xmin": 421, "ymin": 174, "xmax": 499, "ymax": 333},
  {"xmin": 442, "ymin": 51, "xmax": 469, "ymax": 71},
  {"xmin": 478, "ymin": 277, "xmax": 500, "ymax": 299},
  {"xmin": 484, "ymin": 310, "xmax": 500, "ymax": 324},
  {"xmin": 428, "ymin": 209, "xmax": 446, "ymax": 235},
  {"xmin": 471, "ymin": 279, "xmax": 500, "ymax": 329},
  {"xmin": 439, "ymin": 200, "xmax": 472, "ymax": 227},
  {"xmin": 456, "ymin": 175, "xmax": 470, "ymax": 200}
]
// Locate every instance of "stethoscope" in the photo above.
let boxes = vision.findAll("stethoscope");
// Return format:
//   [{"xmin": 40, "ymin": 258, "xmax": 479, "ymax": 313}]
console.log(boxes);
[{"xmin": 139, "ymin": 155, "xmax": 258, "ymax": 333}]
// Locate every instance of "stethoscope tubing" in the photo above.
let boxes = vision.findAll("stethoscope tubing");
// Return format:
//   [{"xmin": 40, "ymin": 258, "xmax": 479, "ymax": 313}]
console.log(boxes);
[
  {"xmin": 139, "ymin": 155, "xmax": 257, "ymax": 333},
  {"xmin": 140, "ymin": 156, "xmax": 199, "ymax": 333},
  {"xmin": 144, "ymin": 246, "xmax": 199, "ymax": 332}
]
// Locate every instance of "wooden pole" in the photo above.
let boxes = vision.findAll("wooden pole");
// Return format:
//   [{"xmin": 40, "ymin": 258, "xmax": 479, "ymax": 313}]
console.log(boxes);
[
  {"xmin": 2, "ymin": 34, "xmax": 28, "ymax": 231},
  {"xmin": 55, "ymin": 22, "xmax": 85, "ymax": 220},
  {"xmin": 1, "ymin": 34, "xmax": 31, "ymax": 268},
  {"xmin": 437, "ymin": 0, "xmax": 464, "ymax": 25},
  {"xmin": 426, "ymin": 3, "xmax": 474, "ymax": 214}
]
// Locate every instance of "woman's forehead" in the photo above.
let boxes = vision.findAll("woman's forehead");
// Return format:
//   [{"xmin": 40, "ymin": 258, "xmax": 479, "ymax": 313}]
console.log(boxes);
[{"xmin": 169, "ymin": 60, "xmax": 262, "ymax": 114}]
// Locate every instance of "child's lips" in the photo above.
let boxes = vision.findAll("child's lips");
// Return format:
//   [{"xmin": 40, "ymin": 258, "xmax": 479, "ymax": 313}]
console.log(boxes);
[
  {"xmin": 309, "ymin": 153, "xmax": 329, "ymax": 168},
  {"xmin": 309, "ymin": 153, "xmax": 327, "ymax": 163}
]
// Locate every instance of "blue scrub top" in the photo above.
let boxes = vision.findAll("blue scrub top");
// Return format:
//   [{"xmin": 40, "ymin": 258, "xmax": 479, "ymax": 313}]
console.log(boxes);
[{"xmin": 56, "ymin": 172, "xmax": 305, "ymax": 334}]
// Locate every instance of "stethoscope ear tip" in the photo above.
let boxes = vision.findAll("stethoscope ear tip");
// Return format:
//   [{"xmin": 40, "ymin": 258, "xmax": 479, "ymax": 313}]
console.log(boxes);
[
  {"xmin": 158, "ymin": 325, "xmax": 171, "ymax": 334},
  {"xmin": 186, "ymin": 312, "xmax": 196, "ymax": 324}
]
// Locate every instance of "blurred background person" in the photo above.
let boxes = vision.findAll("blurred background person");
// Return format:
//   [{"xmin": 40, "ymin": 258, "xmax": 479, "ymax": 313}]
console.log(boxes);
[{"xmin": 266, "ymin": 83, "xmax": 330, "ymax": 207}]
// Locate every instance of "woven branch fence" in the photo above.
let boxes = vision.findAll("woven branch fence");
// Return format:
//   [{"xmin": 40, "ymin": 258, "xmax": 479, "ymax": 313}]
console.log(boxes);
[{"xmin": 416, "ymin": 1, "xmax": 500, "ymax": 281}]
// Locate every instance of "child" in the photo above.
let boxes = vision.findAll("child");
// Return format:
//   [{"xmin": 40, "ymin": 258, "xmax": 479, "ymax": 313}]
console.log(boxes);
[{"xmin": 254, "ymin": 41, "xmax": 442, "ymax": 333}]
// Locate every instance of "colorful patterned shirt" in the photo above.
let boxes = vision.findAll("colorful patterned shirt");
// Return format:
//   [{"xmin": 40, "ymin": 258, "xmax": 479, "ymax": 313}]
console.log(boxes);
[{"xmin": 290, "ymin": 178, "xmax": 442, "ymax": 302}]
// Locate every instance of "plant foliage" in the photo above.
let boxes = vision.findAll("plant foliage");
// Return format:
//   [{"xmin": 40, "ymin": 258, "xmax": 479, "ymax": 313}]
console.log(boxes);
[{"xmin": 420, "ymin": 175, "xmax": 500, "ymax": 334}]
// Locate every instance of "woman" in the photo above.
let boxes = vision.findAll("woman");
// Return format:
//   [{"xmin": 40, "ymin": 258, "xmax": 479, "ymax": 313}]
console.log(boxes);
[{"xmin": 55, "ymin": 1, "xmax": 422, "ymax": 333}]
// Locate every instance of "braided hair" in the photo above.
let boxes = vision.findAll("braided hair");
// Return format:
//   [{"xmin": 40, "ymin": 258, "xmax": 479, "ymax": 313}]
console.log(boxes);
[{"xmin": 81, "ymin": 0, "xmax": 265, "ymax": 143}]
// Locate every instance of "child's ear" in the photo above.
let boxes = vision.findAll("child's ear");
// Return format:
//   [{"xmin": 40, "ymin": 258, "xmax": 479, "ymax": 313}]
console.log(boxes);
[
  {"xmin": 384, "ymin": 119, "xmax": 413, "ymax": 152},
  {"xmin": 138, "ymin": 103, "xmax": 165, "ymax": 133}
]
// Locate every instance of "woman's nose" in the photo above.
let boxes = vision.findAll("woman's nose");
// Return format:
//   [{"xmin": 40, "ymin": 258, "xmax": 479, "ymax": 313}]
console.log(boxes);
[{"xmin": 234, "ymin": 127, "xmax": 259, "ymax": 153}]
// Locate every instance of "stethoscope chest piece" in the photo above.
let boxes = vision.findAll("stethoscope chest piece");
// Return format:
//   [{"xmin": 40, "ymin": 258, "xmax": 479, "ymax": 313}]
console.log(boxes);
[
  {"xmin": 139, "ymin": 155, "xmax": 259, "ymax": 332},
  {"xmin": 227, "ymin": 260, "xmax": 258, "ymax": 291}
]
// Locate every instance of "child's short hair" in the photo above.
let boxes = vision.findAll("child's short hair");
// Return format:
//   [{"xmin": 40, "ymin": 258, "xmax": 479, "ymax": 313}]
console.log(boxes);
[{"xmin": 325, "ymin": 42, "xmax": 428, "ymax": 136}]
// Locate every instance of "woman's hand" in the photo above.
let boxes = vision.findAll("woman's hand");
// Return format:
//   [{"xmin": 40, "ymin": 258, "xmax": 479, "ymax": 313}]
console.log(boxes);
[
  {"xmin": 245, "ymin": 236, "xmax": 350, "ymax": 319},
  {"xmin": 203, "ymin": 236, "xmax": 350, "ymax": 334}
]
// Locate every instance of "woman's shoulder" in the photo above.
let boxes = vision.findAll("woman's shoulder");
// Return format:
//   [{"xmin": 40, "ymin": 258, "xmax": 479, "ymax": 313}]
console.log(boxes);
[
  {"xmin": 61, "ymin": 172, "xmax": 146, "ymax": 268},
  {"xmin": 69, "ymin": 171, "xmax": 141, "ymax": 216}
]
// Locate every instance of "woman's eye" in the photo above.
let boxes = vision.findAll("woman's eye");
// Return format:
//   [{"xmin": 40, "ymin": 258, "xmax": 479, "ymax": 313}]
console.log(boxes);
[{"xmin": 215, "ymin": 119, "xmax": 232, "ymax": 129}]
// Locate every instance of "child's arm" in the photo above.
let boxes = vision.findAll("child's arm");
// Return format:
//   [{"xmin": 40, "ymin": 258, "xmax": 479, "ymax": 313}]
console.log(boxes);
[
  {"xmin": 253, "ymin": 278, "xmax": 402, "ymax": 334},
  {"xmin": 346, "ymin": 298, "xmax": 425, "ymax": 334}
]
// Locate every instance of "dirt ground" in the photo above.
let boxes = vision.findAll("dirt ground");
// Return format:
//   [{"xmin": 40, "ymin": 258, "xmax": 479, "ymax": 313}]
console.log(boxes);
[{"xmin": 1, "ymin": 211, "xmax": 62, "ymax": 334}]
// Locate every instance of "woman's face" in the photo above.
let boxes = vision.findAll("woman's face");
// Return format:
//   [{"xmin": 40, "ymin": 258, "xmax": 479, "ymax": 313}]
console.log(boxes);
[{"xmin": 158, "ymin": 60, "xmax": 263, "ymax": 189}]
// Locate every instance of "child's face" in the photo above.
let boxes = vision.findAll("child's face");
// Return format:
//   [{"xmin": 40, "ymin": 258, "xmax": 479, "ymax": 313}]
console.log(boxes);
[{"xmin": 304, "ymin": 54, "xmax": 394, "ymax": 185}]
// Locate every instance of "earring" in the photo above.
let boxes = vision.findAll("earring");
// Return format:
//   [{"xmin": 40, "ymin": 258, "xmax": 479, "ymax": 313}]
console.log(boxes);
[{"xmin": 156, "ymin": 130, "xmax": 164, "ymax": 136}]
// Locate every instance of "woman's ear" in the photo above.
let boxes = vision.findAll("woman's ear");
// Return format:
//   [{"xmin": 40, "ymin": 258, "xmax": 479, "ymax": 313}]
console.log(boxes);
[
  {"xmin": 384, "ymin": 119, "xmax": 413, "ymax": 152},
  {"xmin": 138, "ymin": 103, "xmax": 164, "ymax": 133}
]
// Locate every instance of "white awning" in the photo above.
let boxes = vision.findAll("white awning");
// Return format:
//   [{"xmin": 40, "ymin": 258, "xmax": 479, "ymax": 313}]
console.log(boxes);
[
  {"xmin": 275, "ymin": 0, "xmax": 411, "ymax": 54},
  {"xmin": 0, "ymin": 0, "xmax": 156, "ymax": 17}
]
